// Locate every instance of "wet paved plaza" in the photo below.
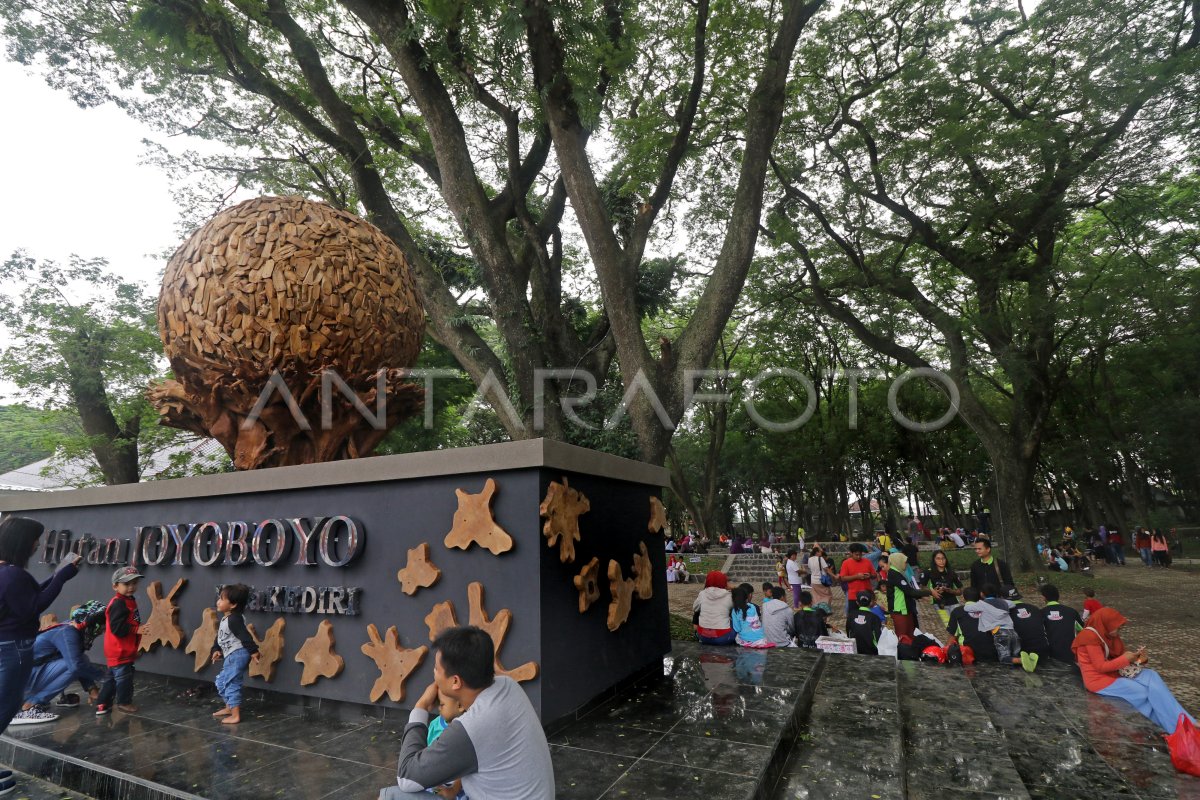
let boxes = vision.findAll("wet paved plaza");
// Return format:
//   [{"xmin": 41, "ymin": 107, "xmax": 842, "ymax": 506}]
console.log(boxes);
[{"xmin": 3, "ymin": 639, "xmax": 1199, "ymax": 799}]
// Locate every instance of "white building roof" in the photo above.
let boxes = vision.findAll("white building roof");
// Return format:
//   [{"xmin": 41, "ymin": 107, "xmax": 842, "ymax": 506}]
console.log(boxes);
[{"xmin": 0, "ymin": 437, "xmax": 228, "ymax": 492}]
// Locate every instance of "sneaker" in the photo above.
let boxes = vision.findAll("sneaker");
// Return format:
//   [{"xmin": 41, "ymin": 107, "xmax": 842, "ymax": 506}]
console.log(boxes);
[
  {"xmin": 8, "ymin": 707, "xmax": 59, "ymax": 725},
  {"xmin": 0, "ymin": 770, "xmax": 10, "ymax": 781},
  {"xmin": 53, "ymin": 693, "xmax": 81, "ymax": 708},
  {"xmin": 0, "ymin": 777, "xmax": 16, "ymax": 797},
  {"xmin": 95, "ymin": 704, "xmax": 111, "ymax": 716},
  {"xmin": 115, "ymin": 704, "xmax": 139, "ymax": 714}
]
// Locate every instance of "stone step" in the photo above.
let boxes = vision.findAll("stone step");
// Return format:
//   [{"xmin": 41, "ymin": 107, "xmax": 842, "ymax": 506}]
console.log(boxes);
[
  {"xmin": 896, "ymin": 661, "xmax": 1031, "ymax": 799},
  {"xmin": 770, "ymin": 654, "xmax": 905, "ymax": 799}
]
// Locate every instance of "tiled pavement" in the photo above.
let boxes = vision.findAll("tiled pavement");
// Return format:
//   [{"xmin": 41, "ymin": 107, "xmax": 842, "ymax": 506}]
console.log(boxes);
[{"xmin": 4, "ymin": 636, "xmax": 1200, "ymax": 799}]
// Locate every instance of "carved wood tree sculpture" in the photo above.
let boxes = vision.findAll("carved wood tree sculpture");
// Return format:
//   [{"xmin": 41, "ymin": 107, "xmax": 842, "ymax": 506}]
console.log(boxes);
[
  {"xmin": 247, "ymin": 618, "xmax": 287, "ymax": 682},
  {"xmin": 539, "ymin": 477, "xmax": 590, "ymax": 563},
  {"xmin": 361, "ymin": 624, "xmax": 429, "ymax": 703},
  {"xmin": 148, "ymin": 196, "xmax": 426, "ymax": 469},
  {"xmin": 444, "ymin": 478, "xmax": 513, "ymax": 555},
  {"xmin": 139, "ymin": 578, "xmax": 187, "ymax": 652},
  {"xmin": 425, "ymin": 601, "xmax": 459, "ymax": 642},
  {"xmin": 467, "ymin": 582, "xmax": 539, "ymax": 683},
  {"xmin": 607, "ymin": 561, "xmax": 636, "ymax": 632},
  {"xmin": 631, "ymin": 542, "xmax": 654, "ymax": 600},
  {"xmin": 648, "ymin": 496, "xmax": 667, "ymax": 533},
  {"xmin": 573, "ymin": 557, "xmax": 601, "ymax": 613},
  {"xmin": 397, "ymin": 542, "xmax": 442, "ymax": 595},
  {"xmin": 184, "ymin": 607, "xmax": 220, "ymax": 672},
  {"xmin": 295, "ymin": 619, "xmax": 344, "ymax": 686}
]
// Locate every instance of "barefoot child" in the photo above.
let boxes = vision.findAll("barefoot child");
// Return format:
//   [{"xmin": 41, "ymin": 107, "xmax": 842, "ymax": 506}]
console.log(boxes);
[
  {"xmin": 210, "ymin": 584, "xmax": 259, "ymax": 724},
  {"xmin": 96, "ymin": 566, "xmax": 143, "ymax": 716}
]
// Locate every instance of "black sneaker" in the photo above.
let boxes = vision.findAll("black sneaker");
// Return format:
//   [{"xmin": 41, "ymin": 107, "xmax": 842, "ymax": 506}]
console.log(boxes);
[
  {"xmin": 95, "ymin": 704, "xmax": 111, "ymax": 716},
  {"xmin": 53, "ymin": 693, "xmax": 81, "ymax": 708},
  {"xmin": 0, "ymin": 776, "xmax": 17, "ymax": 796}
]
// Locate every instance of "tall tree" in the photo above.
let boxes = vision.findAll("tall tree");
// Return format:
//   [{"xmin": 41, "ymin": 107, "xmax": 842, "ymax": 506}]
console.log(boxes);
[
  {"xmin": 765, "ymin": 0, "xmax": 1200, "ymax": 568},
  {"xmin": 0, "ymin": 253, "xmax": 163, "ymax": 484},
  {"xmin": 2, "ymin": 0, "xmax": 823, "ymax": 464}
]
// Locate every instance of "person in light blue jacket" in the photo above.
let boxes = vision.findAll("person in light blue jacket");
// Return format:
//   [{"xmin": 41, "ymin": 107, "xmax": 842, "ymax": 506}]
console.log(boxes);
[{"xmin": 730, "ymin": 584, "xmax": 772, "ymax": 648}]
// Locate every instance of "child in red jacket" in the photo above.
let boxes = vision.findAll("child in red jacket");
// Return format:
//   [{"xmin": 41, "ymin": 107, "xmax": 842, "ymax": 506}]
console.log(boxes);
[
  {"xmin": 1081, "ymin": 586, "xmax": 1103, "ymax": 623},
  {"xmin": 96, "ymin": 566, "xmax": 143, "ymax": 715}
]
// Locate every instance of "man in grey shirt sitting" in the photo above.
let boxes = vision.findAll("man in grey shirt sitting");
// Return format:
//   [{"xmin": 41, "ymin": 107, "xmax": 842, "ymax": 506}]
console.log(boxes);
[{"xmin": 380, "ymin": 625, "xmax": 555, "ymax": 800}]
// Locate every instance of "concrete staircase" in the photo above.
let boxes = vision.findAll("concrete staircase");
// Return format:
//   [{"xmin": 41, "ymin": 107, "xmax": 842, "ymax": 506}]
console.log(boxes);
[{"xmin": 724, "ymin": 553, "xmax": 784, "ymax": 587}]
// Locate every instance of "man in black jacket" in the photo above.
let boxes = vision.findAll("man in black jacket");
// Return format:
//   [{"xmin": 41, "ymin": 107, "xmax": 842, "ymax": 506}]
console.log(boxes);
[
  {"xmin": 1038, "ymin": 584, "xmax": 1084, "ymax": 663},
  {"xmin": 946, "ymin": 587, "xmax": 998, "ymax": 662},
  {"xmin": 969, "ymin": 538, "xmax": 1015, "ymax": 594}
]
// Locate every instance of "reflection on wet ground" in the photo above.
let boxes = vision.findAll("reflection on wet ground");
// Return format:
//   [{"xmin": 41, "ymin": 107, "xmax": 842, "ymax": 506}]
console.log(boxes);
[{"xmin": 2, "ymin": 643, "xmax": 1198, "ymax": 799}]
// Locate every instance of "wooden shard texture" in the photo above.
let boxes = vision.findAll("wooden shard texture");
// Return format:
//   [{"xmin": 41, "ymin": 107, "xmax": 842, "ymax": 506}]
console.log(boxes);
[
  {"xmin": 39, "ymin": 614, "xmax": 58, "ymax": 631},
  {"xmin": 148, "ymin": 195, "xmax": 426, "ymax": 469},
  {"xmin": 361, "ymin": 624, "xmax": 429, "ymax": 703},
  {"xmin": 539, "ymin": 477, "xmax": 590, "ymax": 563},
  {"xmin": 248, "ymin": 618, "xmax": 287, "ymax": 682},
  {"xmin": 648, "ymin": 496, "xmax": 667, "ymax": 533},
  {"xmin": 607, "ymin": 560, "xmax": 636, "ymax": 632},
  {"xmin": 397, "ymin": 542, "xmax": 442, "ymax": 595},
  {"xmin": 139, "ymin": 578, "xmax": 187, "ymax": 653},
  {"xmin": 184, "ymin": 607, "xmax": 220, "ymax": 672},
  {"xmin": 631, "ymin": 541, "xmax": 654, "ymax": 600},
  {"xmin": 467, "ymin": 582, "xmax": 539, "ymax": 683},
  {"xmin": 295, "ymin": 619, "xmax": 344, "ymax": 686},
  {"xmin": 573, "ymin": 557, "xmax": 601, "ymax": 613},
  {"xmin": 443, "ymin": 478, "xmax": 513, "ymax": 555},
  {"xmin": 425, "ymin": 600, "xmax": 459, "ymax": 642}
]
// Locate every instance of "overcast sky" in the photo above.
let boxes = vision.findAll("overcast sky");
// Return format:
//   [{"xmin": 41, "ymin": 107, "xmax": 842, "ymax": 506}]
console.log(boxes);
[
  {"xmin": 0, "ymin": 59, "xmax": 180, "ymax": 289},
  {"xmin": 0, "ymin": 60, "xmax": 187, "ymax": 402}
]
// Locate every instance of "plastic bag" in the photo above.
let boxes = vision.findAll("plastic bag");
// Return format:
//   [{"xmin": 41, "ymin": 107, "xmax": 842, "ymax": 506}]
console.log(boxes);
[
  {"xmin": 1166, "ymin": 714, "xmax": 1200, "ymax": 777},
  {"xmin": 877, "ymin": 628, "xmax": 899, "ymax": 658}
]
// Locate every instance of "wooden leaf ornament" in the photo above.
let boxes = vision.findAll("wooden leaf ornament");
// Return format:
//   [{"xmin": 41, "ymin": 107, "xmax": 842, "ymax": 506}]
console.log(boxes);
[
  {"xmin": 607, "ymin": 560, "xmax": 636, "ymax": 632},
  {"xmin": 425, "ymin": 600, "xmax": 459, "ymax": 642},
  {"xmin": 444, "ymin": 478, "xmax": 514, "ymax": 555},
  {"xmin": 539, "ymin": 477, "xmax": 590, "ymax": 563},
  {"xmin": 139, "ymin": 578, "xmax": 187, "ymax": 653},
  {"xmin": 573, "ymin": 557, "xmax": 601, "ymax": 613},
  {"xmin": 467, "ymin": 582, "xmax": 539, "ymax": 683},
  {"xmin": 247, "ymin": 618, "xmax": 287, "ymax": 682},
  {"xmin": 184, "ymin": 607, "xmax": 220, "ymax": 672},
  {"xmin": 148, "ymin": 195, "xmax": 426, "ymax": 470},
  {"xmin": 294, "ymin": 619, "xmax": 344, "ymax": 686},
  {"xmin": 397, "ymin": 542, "xmax": 442, "ymax": 595},
  {"xmin": 631, "ymin": 541, "xmax": 654, "ymax": 600},
  {"xmin": 648, "ymin": 496, "xmax": 667, "ymax": 533},
  {"xmin": 361, "ymin": 624, "xmax": 429, "ymax": 703}
]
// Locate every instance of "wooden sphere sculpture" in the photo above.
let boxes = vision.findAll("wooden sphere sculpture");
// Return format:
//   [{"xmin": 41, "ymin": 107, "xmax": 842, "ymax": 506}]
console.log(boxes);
[{"xmin": 148, "ymin": 196, "xmax": 425, "ymax": 469}]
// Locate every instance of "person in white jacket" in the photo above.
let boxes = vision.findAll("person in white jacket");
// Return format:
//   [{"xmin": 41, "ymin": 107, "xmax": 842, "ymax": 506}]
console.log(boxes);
[
  {"xmin": 692, "ymin": 571, "xmax": 735, "ymax": 644},
  {"xmin": 760, "ymin": 586, "xmax": 796, "ymax": 647}
]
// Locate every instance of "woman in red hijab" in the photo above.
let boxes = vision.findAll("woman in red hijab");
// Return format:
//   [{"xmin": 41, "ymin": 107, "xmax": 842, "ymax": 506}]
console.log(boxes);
[
  {"xmin": 692, "ymin": 572, "xmax": 735, "ymax": 645},
  {"xmin": 1072, "ymin": 607, "xmax": 1194, "ymax": 734}
]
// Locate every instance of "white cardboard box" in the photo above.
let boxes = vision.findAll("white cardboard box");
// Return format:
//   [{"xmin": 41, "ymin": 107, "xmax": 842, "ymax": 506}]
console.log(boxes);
[{"xmin": 815, "ymin": 635, "xmax": 857, "ymax": 655}]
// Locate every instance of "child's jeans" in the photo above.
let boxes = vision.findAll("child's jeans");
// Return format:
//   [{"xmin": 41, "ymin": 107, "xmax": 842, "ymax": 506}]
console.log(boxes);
[
  {"xmin": 992, "ymin": 629, "xmax": 1019, "ymax": 662},
  {"xmin": 216, "ymin": 648, "xmax": 251, "ymax": 708},
  {"xmin": 97, "ymin": 663, "xmax": 135, "ymax": 706}
]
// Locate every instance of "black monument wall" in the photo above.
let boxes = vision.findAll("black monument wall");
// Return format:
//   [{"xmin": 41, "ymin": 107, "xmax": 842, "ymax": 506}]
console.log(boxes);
[{"xmin": 0, "ymin": 441, "xmax": 669, "ymax": 727}]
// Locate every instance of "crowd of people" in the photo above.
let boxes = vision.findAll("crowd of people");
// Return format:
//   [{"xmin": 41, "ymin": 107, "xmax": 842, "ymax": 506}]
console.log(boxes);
[{"xmin": 690, "ymin": 532, "xmax": 1195, "ymax": 742}]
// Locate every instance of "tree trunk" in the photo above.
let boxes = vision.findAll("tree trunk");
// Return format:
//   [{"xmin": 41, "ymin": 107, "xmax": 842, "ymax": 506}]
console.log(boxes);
[{"xmin": 988, "ymin": 451, "xmax": 1041, "ymax": 572}]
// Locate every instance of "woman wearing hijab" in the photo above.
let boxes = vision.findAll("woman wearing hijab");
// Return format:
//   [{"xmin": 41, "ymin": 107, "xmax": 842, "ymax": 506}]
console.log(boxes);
[
  {"xmin": 885, "ymin": 552, "xmax": 935, "ymax": 639},
  {"xmin": 1072, "ymin": 607, "xmax": 1194, "ymax": 734},
  {"xmin": 692, "ymin": 571, "xmax": 736, "ymax": 645}
]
